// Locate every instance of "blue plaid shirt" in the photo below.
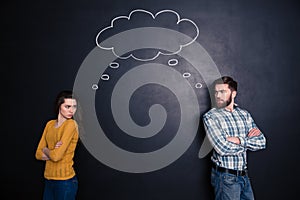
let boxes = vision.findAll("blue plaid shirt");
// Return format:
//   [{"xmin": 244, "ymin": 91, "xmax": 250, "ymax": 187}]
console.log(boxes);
[{"xmin": 203, "ymin": 106, "xmax": 266, "ymax": 170}]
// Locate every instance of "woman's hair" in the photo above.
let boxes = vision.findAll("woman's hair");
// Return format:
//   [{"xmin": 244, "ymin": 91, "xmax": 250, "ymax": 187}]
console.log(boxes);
[{"xmin": 54, "ymin": 90, "xmax": 76, "ymax": 116}]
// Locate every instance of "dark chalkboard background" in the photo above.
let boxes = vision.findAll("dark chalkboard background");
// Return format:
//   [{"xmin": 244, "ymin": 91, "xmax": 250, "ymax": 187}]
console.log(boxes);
[{"xmin": 2, "ymin": 0, "xmax": 300, "ymax": 199}]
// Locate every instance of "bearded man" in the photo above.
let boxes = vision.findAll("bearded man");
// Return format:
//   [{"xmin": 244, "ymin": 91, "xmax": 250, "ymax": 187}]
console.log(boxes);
[{"xmin": 203, "ymin": 76, "xmax": 266, "ymax": 200}]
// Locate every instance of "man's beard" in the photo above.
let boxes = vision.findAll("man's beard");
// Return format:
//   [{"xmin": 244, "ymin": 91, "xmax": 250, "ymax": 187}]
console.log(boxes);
[{"xmin": 215, "ymin": 93, "xmax": 232, "ymax": 108}]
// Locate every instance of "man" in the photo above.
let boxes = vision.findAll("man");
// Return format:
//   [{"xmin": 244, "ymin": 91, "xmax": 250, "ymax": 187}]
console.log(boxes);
[{"xmin": 203, "ymin": 76, "xmax": 266, "ymax": 200}]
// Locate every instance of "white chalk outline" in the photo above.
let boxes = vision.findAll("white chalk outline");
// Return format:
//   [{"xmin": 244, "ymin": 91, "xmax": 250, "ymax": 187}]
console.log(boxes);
[
  {"xmin": 101, "ymin": 74, "xmax": 110, "ymax": 81},
  {"xmin": 92, "ymin": 84, "xmax": 99, "ymax": 90},
  {"xmin": 109, "ymin": 62, "xmax": 120, "ymax": 69},
  {"xmin": 182, "ymin": 72, "xmax": 191, "ymax": 78},
  {"xmin": 95, "ymin": 9, "xmax": 199, "ymax": 61},
  {"xmin": 168, "ymin": 58, "xmax": 179, "ymax": 66},
  {"xmin": 195, "ymin": 82, "xmax": 203, "ymax": 88}
]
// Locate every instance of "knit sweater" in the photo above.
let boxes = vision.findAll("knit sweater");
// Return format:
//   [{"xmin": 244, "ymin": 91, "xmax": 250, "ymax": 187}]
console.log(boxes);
[{"xmin": 35, "ymin": 119, "xmax": 79, "ymax": 180}]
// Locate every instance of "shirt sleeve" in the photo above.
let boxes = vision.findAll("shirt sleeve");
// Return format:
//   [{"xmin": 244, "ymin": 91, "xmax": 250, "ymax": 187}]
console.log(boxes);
[
  {"xmin": 203, "ymin": 113, "xmax": 245, "ymax": 156},
  {"xmin": 243, "ymin": 113, "xmax": 267, "ymax": 151},
  {"xmin": 48, "ymin": 120, "xmax": 78, "ymax": 162}
]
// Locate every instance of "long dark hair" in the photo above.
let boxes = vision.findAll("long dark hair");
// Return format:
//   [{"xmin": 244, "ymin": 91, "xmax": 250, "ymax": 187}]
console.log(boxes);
[{"xmin": 54, "ymin": 90, "xmax": 76, "ymax": 116}]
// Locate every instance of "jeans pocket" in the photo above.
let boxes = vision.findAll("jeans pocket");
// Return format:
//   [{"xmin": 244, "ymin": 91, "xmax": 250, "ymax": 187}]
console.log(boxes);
[{"xmin": 223, "ymin": 174, "xmax": 236, "ymax": 185}]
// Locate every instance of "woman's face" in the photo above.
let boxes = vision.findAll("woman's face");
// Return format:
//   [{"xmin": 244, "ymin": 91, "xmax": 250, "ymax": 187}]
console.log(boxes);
[{"xmin": 59, "ymin": 98, "xmax": 77, "ymax": 119}]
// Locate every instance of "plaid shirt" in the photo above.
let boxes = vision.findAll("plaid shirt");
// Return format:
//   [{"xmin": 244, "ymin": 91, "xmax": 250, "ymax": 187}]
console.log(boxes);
[{"xmin": 203, "ymin": 106, "xmax": 266, "ymax": 170}]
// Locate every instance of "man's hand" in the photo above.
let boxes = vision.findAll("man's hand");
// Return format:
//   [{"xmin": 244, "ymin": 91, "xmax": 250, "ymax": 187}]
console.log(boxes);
[
  {"xmin": 226, "ymin": 136, "xmax": 241, "ymax": 144},
  {"xmin": 248, "ymin": 128, "xmax": 261, "ymax": 138}
]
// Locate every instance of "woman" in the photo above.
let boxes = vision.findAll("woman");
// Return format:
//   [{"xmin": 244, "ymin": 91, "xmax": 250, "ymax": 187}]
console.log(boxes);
[{"xmin": 35, "ymin": 90, "xmax": 79, "ymax": 200}]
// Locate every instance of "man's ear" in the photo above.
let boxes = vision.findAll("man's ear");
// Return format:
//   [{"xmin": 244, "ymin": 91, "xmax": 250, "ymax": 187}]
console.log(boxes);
[{"xmin": 232, "ymin": 91, "xmax": 237, "ymax": 99}]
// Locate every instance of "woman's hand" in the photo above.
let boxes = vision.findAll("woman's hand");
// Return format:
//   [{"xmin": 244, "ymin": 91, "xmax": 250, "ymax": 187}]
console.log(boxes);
[{"xmin": 55, "ymin": 141, "xmax": 63, "ymax": 148}]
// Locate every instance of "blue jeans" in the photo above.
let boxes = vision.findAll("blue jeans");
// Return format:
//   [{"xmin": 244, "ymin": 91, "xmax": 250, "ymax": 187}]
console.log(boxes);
[
  {"xmin": 211, "ymin": 168, "xmax": 254, "ymax": 200},
  {"xmin": 43, "ymin": 176, "xmax": 78, "ymax": 200}
]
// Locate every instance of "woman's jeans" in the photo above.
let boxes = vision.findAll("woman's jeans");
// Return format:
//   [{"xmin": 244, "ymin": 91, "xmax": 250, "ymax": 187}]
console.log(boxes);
[
  {"xmin": 43, "ymin": 176, "xmax": 78, "ymax": 200},
  {"xmin": 211, "ymin": 167, "xmax": 254, "ymax": 200}
]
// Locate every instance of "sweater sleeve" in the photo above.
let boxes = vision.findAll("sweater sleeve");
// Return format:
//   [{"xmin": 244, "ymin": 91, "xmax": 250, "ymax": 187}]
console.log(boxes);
[
  {"xmin": 35, "ymin": 121, "xmax": 50, "ymax": 160},
  {"xmin": 48, "ymin": 120, "xmax": 78, "ymax": 162}
]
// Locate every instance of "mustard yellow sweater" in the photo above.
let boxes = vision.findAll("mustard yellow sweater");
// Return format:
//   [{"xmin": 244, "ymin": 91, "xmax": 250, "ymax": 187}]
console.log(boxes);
[{"xmin": 35, "ymin": 119, "xmax": 79, "ymax": 180}]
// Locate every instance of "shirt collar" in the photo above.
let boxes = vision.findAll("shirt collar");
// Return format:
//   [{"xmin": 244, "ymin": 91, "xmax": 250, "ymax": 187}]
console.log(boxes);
[{"xmin": 215, "ymin": 103, "xmax": 239, "ymax": 112}]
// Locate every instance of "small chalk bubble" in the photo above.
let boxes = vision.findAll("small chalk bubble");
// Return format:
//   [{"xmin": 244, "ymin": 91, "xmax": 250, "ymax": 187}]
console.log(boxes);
[
  {"xmin": 92, "ymin": 84, "xmax": 99, "ymax": 90},
  {"xmin": 195, "ymin": 83, "xmax": 203, "ymax": 88},
  {"xmin": 109, "ymin": 62, "xmax": 119, "ymax": 69},
  {"xmin": 168, "ymin": 59, "xmax": 178, "ymax": 66},
  {"xmin": 183, "ymin": 72, "xmax": 191, "ymax": 78},
  {"xmin": 101, "ymin": 74, "xmax": 110, "ymax": 81}
]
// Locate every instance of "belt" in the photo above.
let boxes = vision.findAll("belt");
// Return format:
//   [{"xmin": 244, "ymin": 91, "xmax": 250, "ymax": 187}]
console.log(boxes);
[{"xmin": 212, "ymin": 164, "xmax": 248, "ymax": 176}]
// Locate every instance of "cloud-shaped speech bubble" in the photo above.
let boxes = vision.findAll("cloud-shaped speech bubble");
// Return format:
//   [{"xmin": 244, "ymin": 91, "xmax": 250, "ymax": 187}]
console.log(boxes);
[{"xmin": 95, "ymin": 9, "xmax": 199, "ymax": 61}]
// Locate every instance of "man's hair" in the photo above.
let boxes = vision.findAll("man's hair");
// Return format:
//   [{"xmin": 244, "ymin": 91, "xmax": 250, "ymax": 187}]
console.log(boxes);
[{"xmin": 213, "ymin": 76, "xmax": 237, "ymax": 91}]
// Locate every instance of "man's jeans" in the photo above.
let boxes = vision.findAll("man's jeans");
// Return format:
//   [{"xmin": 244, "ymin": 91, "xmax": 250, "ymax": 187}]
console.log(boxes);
[
  {"xmin": 43, "ymin": 176, "xmax": 78, "ymax": 200},
  {"xmin": 211, "ymin": 168, "xmax": 254, "ymax": 200}
]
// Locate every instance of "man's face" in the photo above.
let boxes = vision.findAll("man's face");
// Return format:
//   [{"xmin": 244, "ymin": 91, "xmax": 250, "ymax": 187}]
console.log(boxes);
[{"xmin": 214, "ymin": 84, "xmax": 233, "ymax": 108}]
